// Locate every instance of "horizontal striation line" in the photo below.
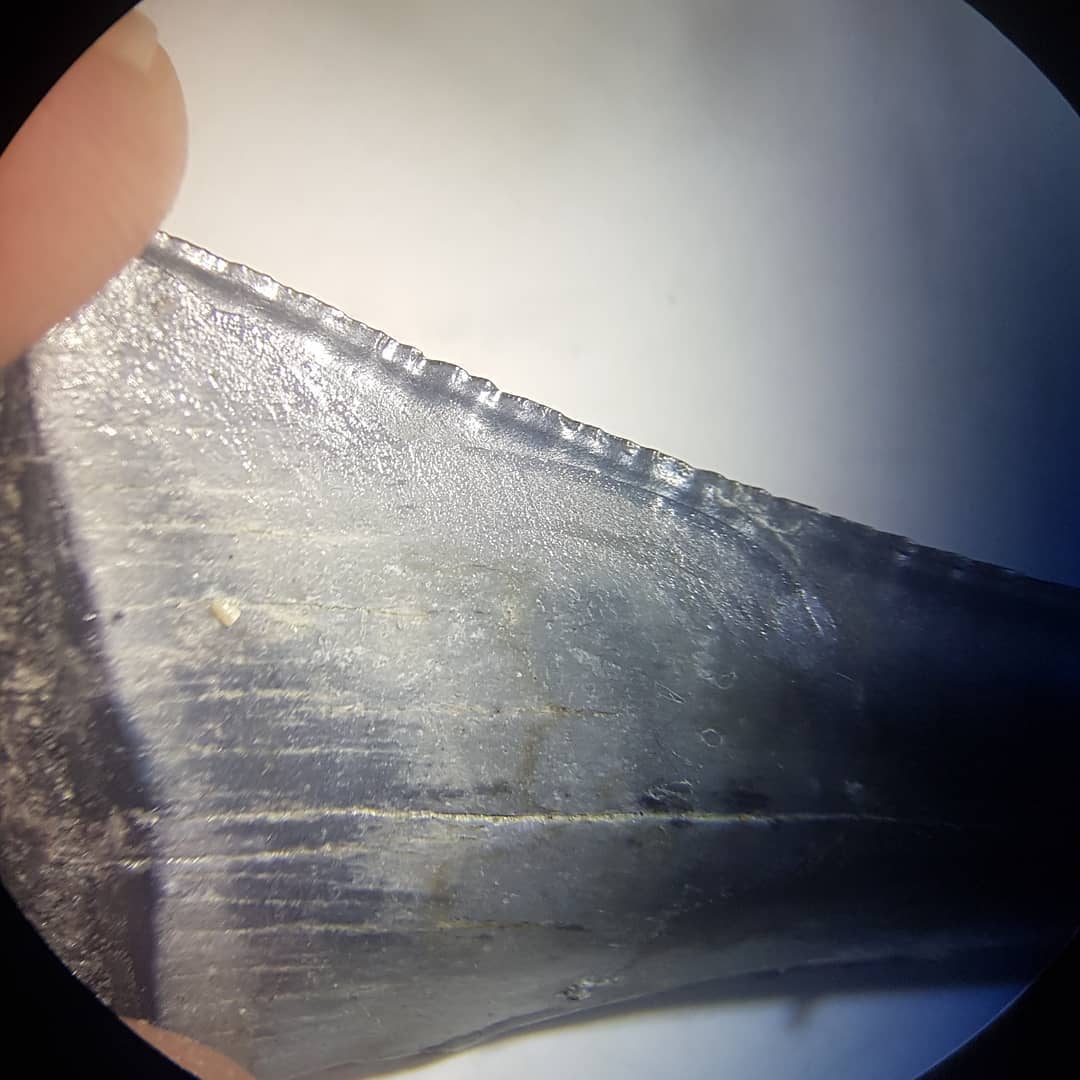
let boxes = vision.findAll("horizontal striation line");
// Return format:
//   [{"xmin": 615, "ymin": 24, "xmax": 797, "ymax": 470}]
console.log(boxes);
[{"xmin": 179, "ymin": 806, "xmax": 975, "ymax": 831}]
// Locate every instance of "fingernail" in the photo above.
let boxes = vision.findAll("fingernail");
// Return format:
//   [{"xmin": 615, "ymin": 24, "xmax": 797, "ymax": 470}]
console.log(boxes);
[{"xmin": 96, "ymin": 9, "xmax": 160, "ymax": 74}]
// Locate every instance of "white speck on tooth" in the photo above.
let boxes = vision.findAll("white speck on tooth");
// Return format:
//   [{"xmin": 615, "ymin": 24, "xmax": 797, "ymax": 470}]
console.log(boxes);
[{"xmin": 210, "ymin": 597, "xmax": 242, "ymax": 628}]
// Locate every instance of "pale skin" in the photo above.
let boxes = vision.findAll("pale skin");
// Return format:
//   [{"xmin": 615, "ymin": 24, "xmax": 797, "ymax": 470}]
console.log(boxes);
[{"xmin": 1, "ymin": 10, "xmax": 253, "ymax": 1078}]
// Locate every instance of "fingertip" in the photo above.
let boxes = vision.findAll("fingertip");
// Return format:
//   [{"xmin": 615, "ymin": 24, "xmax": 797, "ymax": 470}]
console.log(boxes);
[
  {"xmin": 0, "ymin": 9, "xmax": 188, "ymax": 364},
  {"xmin": 96, "ymin": 9, "xmax": 162, "ymax": 74},
  {"xmin": 123, "ymin": 1018, "xmax": 255, "ymax": 1080}
]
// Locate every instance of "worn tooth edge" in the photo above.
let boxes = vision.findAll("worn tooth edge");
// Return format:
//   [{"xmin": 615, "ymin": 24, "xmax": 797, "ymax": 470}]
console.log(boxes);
[{"xmin": 135, "ymin": 232, "xmax": 1074, "ymax": 598}]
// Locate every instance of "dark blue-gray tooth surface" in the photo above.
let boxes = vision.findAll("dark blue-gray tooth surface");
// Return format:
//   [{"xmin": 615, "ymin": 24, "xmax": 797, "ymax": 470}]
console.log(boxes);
[{"xmin": 1, "ymin": 234, "xmax": 1077, "ymax": 1079}]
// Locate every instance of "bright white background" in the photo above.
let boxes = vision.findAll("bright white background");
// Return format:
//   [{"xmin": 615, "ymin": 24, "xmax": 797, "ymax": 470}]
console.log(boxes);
[{"xmin": 140, "ymin": 1, "xmax": 1079, "ymax": 1076}]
